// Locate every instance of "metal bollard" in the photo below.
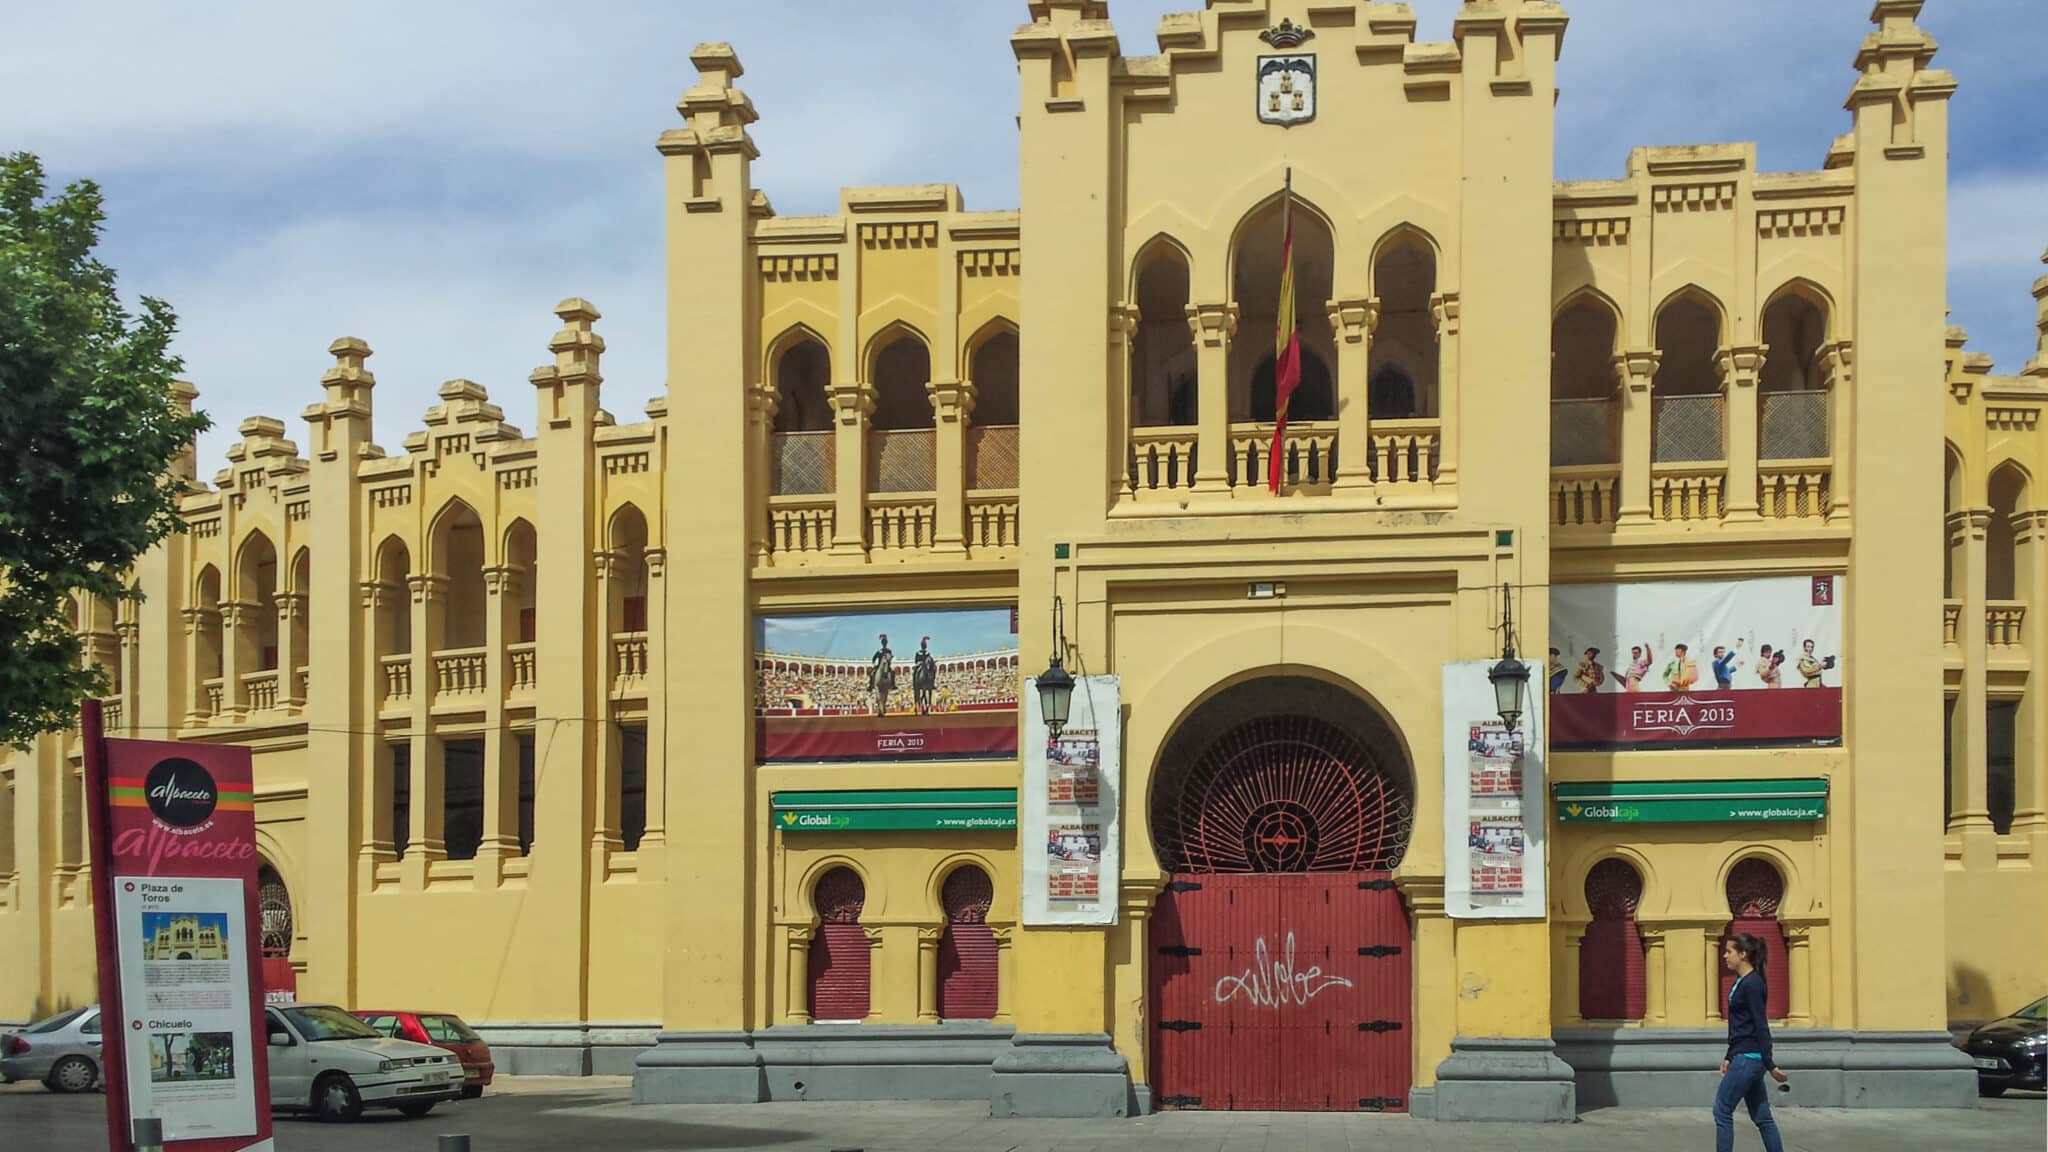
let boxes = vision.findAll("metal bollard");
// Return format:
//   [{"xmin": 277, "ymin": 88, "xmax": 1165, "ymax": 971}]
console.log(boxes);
[
  {"xmin": 131, "ymin": 1118, "xmax": 165, "ymax": 1152},
  {"xmin": 439, "ymin": 1136, "xmax": 472, "ymax": 1152}
]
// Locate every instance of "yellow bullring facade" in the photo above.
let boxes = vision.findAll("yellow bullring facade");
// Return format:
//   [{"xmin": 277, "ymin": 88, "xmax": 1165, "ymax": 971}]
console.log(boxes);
[{"xmin": 3, "ymin": 0, "xmax": 2045, "ymax": 1119}]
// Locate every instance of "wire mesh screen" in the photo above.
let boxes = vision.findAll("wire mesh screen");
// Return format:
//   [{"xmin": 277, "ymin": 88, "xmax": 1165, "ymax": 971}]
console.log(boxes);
[
  {"xmin": 1153, "ymin": 713, "xmax": 1414, "ymax": 874},
  {"xmin": 771, "ymin": 431, "xmax": 835, "ymax": 496},
  {"xmin": 968, "ymin": 424, "xmax": 1019, "ymax": 491},
  {"xmin": 1652, "ymin": 394, "xmax": 1725, "ymax": 462},
  {"xmin": 258, "ymin": 866, "xmax": 294, "ymax": 958},
  {"xmin": 1759, "ymin": 390, "xmax": 1828, "ymax": 460},
  {"xmin": 1550, "ymin": 399, "xmax": 1620, "ymax": 467},
  {"xmin": 867, "ymin": 429, "xmax": 936, "ymax": 493}
]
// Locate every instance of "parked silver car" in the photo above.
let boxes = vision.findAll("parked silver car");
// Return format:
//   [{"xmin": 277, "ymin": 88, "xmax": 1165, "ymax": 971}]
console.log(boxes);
[{"xmin": 0, "ymin": 1005, "xmax": 103, "ymax": 1092}]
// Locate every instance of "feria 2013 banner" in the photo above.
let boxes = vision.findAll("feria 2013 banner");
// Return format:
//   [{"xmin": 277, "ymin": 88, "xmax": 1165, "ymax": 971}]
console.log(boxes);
[{"xmin": 1547, "ymin": 575, "xmax": 1844, "ymax": 751}]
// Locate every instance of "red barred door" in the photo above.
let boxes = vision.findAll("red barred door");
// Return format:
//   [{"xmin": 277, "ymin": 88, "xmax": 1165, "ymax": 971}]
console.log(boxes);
[
  {"xmin": 1145, "ymin": 689, "xmax": 1417, "ymax": 1113},
  {"xmin": 1151, "ymin": 872, "xmax": 1411, "ymax": 1111}
]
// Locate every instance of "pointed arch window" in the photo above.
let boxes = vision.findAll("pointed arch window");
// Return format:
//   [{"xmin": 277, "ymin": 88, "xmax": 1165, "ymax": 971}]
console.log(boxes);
[
  {"xmin": 868, "ymin": 331, "xmax": 935, "ymax": 493},
  {"xmin": 770, "ymin": 333, "xmax": 834, "ymax": 497},
  {"xmin": 968, "ymin": 325, "xmax": 1020, "ymax": 492},
  {"xmin": 1231, "ymin": 198, "xmax": 1337, "ymax": 423},
  {"xmin": 1369, "ymin": 232, "xmax": 1438, "ymax": 421},
  {"xmin": 1759, "ymin": 287, "xmax": 1831, "ymax": 462},
  {"xmin": 1651, "ymin": 292, "xmax": 1726, "ymax": 463},
  {"xmin": 1550, "ymin": 294, "xmax": 1622, "ymax": 467},
  {"xmin": 1130, "ymin": 241, "xmax": 1196, "ymax": 429}
]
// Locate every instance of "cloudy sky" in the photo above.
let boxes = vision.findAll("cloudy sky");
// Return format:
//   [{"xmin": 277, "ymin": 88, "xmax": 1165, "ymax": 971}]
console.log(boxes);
[{"xmin": 5, "ymin": 1, "xmax": 2042, "ymax": 469}]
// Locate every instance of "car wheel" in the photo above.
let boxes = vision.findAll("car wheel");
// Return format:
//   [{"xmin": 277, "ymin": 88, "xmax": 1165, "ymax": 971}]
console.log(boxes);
[
  {"xmin": 47, "ymin": 1056, "xmax": 98, "ymax": 1094},
  {"xmin": 312, "ymin": 1073, "xmax": 362, "ymax": 1122},
  {"xmin": 1977, "ymin": 1082, "xmax": 2004, "ymax": 1098},
  {"xmin": 461, "ymin": 1084, "xmax": 483, "ymax": 1100},
  {"xmin": 397, "ymin": 1101, "xmax": 436, "ymax": 1118}
]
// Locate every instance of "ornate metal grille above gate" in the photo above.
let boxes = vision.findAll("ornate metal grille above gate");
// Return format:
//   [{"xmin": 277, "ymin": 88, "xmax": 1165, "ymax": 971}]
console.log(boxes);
[
  {"xmin": 258, "ymin": 865, "xmax": 293, "ymax": 958},
  {"xmin": 1153, "ymin": 712, "xmax": 1413, "ymax": 874}
]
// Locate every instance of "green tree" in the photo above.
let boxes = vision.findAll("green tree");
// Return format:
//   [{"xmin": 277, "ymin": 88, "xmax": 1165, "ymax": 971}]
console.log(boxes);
[{"xmin": 0, "ymin": 152, "xmax": 208, "ymax": 746}]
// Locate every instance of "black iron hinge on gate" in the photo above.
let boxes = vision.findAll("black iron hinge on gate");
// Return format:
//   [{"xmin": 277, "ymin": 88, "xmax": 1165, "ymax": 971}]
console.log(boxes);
[
  {"xmin": 1165, "ymin": 879, "xmax": 1204, "ymax": 893},
  {"xmin": 1358, "ymin": 1096, "xmax": 1403, "ymax": 1111},
  {"xmin": 1356, "ymin": 1019, "xmax": 1404, "ymax": 1033},
  {"xmin": 1356, "ymin": 944, "xmax": 1403, "ymax": 958},
  {"xmin": 1158, "ymin": 1094, "xmax": 1203, "ymax": 1108},
  {"xmin": 1158, "ymin": 1019, "xmax": 1204, "ymax": 1032},
  {"xmin": 1158, "ymin": 944, "xmax": 1203, "ymax": 958},
  {"xmin": 1357, "ymin": 878, "xmax": 1396, "ymax": 891}
]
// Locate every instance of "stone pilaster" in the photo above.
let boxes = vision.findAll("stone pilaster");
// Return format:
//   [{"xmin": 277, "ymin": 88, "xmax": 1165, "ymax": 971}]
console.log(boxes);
[
  {"xmin": 929, "ymin": 378, "xmax": 976, "ymax": 555},
  {"xmin": 1187, "ymin": 302, "xmax": 1236, "ymax": 493},
  {"xmin": 1719, "ymin": 345, "xmax": 1766, "ymax": 520},
  {"xmin": 1431, "ymin": 291, "xmax": 1462, "ymax": 486},
  {"xmin": 827, "ymin": 380, "xmax": 874, "ymax": 555},
  {"xmin": 1617, "ymin": 350, "xmax": 1660, "ymax": 525},
  {"xmin": 1329, "ymin": 296, "xmax": 1377, "ymax": 494}
]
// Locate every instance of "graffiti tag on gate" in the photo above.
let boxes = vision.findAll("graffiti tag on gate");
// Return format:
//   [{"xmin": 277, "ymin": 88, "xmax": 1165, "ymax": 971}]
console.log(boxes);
[{"xmin": 1212, "ymin": 932, "xmax": 1354, "ymax": 1008}]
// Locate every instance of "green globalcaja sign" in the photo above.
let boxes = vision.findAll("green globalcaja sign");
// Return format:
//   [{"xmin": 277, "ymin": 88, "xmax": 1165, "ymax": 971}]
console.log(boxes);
[
  {"xmin": 771, "ymin": 789, "xmax": 1018, "ymax": 833},
  {"xmin": 1554, "ymin": 778, "xmax": 1828, "ymax": 824}
]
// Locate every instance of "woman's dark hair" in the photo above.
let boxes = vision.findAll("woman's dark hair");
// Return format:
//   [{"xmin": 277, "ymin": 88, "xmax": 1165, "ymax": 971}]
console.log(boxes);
[{"xmin": 1728, "ymin": 932, "xmax": 1768, "ymax": 977}]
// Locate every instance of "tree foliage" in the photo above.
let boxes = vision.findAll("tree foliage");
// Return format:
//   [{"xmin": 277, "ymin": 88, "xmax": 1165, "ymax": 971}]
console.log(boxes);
[{"xmin": 0, "ymin": 152, "xmax": 209, "ymax": 746}]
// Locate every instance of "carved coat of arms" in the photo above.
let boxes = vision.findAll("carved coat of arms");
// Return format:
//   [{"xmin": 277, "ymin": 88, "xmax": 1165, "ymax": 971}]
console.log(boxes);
[{"xmin": 1256, "ymin": 19, "xmax": 1316, "ymax": 128}]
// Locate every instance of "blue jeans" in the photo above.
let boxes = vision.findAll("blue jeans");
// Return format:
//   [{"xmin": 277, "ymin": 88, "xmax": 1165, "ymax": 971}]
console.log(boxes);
[{"xmin": 1713, "ymin": 1057, "xmax": 1785, "ymax": 1152}]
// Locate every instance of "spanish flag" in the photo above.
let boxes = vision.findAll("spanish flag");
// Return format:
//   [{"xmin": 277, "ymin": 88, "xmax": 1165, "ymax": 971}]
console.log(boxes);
[{"xmin": 1267, "ymin": 172, "xmax": 1301, "ymax": 493}]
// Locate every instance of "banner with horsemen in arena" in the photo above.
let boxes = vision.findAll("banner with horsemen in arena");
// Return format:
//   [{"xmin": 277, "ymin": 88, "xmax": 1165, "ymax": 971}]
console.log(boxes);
[{"xmin": 752, "ymin": 606, "xmax": 1020, "ymax": 762}]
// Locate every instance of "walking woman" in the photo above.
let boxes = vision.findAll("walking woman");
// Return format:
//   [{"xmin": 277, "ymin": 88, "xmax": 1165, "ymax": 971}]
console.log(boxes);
[{"xmin": 1715, "ymin": 933, "xmax": 1791, "ymax": 1152}]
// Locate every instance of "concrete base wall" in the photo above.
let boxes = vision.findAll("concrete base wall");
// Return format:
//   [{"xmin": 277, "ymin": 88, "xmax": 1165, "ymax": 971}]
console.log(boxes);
[
  {"xmin": 755, "ymin": 1024, "xmax": 1016, "ymax": 1102},
  {"xmin": 471, "ymin": 1022, "xmax": 658, "ymax": 1077},
  {"xmin": 988, "ymin": 1033, "xmax": 1131, "ymax": 1118},
  {"xmin": 633, "ymin": 1028, "xmax": 1132, "ymax": 1116},
  {"xmin": 1555, "ymin": 1028, "xmax": 1979, "ymax": 1109},
  {"xmin": 1424, "ymin": 1036, "xmax": 1578, "ymax": 1122}
]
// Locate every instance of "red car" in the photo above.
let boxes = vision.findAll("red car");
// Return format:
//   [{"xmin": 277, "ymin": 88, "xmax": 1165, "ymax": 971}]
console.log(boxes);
[{"xmin": 351, "ymin": 1011, "xmax": 493, "ymax": 1098}]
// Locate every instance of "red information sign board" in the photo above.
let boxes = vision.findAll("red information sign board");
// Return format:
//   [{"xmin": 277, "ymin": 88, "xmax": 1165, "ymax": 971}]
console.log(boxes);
[{"xmin": 83, "ymin": 700, "xmax": 274, "ymax": 1152}]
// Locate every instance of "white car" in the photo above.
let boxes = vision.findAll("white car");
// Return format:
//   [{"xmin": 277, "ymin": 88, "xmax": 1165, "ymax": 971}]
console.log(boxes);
[{"xmin": 264, "ymin": 1003, "xmax": 463, "ymax": 1122}]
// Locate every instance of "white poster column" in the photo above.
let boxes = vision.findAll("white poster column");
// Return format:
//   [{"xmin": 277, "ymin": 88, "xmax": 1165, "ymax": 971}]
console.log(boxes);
[{"xmin": 1022, "ymin": 675, "xmax": 1122, "ymax": 926}]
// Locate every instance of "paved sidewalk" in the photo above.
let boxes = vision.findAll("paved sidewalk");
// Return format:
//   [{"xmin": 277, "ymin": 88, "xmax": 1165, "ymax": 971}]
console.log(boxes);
[
  {"xmin": 505, "ymin": 1082, "xmax": 2042, "ymax": 1151},
  {"xmin": 5, "ymin": 1078, "xmax": 2042, "ymax": 1150}
]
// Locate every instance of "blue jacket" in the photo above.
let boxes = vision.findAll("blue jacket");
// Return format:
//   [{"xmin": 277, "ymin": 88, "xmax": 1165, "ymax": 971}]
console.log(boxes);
[{"xmin": 1725, "ymin": 971, "xmax": 1776, "ymax": 1069}]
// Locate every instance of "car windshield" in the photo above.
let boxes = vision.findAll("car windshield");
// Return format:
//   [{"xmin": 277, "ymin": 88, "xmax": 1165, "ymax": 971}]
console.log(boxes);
[
  {"xmin": 26, "ymin": 1008, "xmax": 90, "ymax": 1034},
  {"xmin": 283, "ymin": 1005, "xmax": 381, "ymax": 1042},
  {"xmin": 2013, "ymin": 997, "xmax": 2048, "ymax": 1022}
]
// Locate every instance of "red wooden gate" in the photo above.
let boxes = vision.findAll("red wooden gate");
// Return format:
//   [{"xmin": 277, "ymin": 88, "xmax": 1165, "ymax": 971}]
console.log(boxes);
[{"xmin": 1151, "ymin": 871, "xmax": 1412, "ymax": 1111}]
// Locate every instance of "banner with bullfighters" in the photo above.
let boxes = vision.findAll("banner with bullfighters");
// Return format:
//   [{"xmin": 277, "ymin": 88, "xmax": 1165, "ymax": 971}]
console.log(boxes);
[
  {"xmin": 1548, "ymin": 575, "xmax": 1843, "ymax": 751},
  {"xmin": 753, "ymin": 606, "xmax": 1019, "ymax": 763}
]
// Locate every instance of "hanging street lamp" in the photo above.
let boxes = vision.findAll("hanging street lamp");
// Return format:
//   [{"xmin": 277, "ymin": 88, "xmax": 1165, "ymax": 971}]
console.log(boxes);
[
  {"xmin": 1488, "ymin": 581, "xmax": 1531, "ymax": 732},
  {"xmin": 1036, "ymin": 594, "xmax": 1075, "ymax": 740}
]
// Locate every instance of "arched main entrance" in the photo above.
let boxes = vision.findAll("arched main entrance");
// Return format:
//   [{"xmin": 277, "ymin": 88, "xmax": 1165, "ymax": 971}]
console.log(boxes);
[
  {"xmin": 1148, "ymin": 676, "xmax": 1415, "ymax": 1112},
  {"xmin": 257, "ymin": 862, "xmax": 297, "ymax": 1002}
]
